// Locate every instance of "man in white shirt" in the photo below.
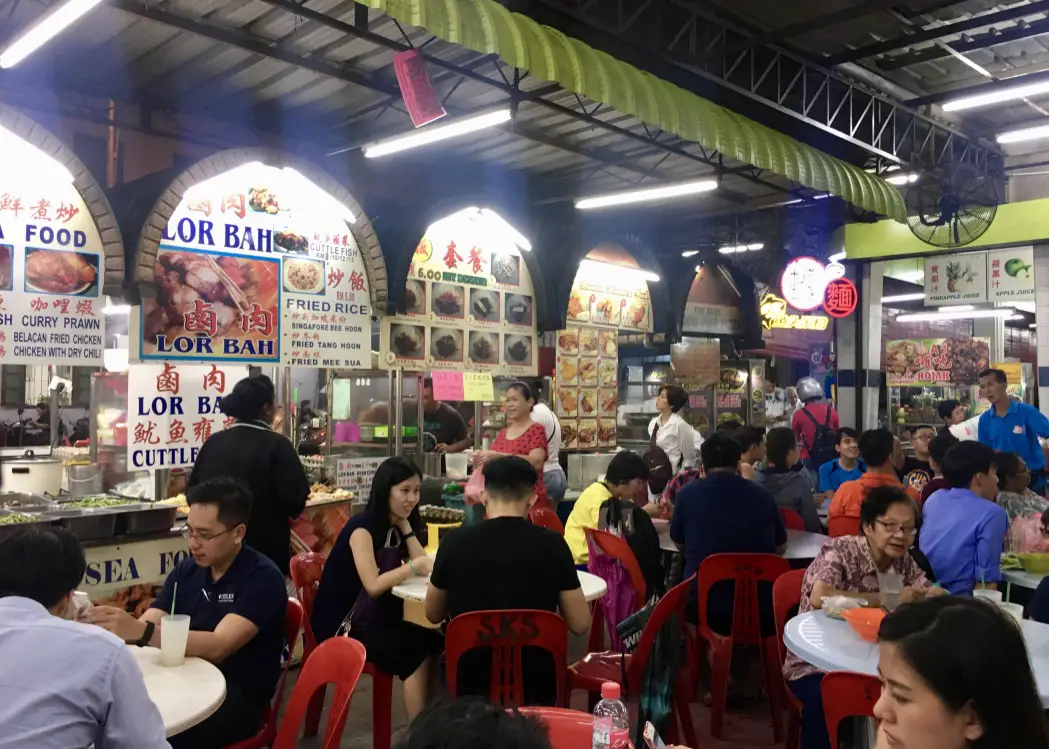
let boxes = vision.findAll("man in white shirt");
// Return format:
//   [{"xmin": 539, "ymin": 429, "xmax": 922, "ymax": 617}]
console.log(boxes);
[{"xmin": 529, "ymin": 379, "xmax": 567, "ymax": 506}]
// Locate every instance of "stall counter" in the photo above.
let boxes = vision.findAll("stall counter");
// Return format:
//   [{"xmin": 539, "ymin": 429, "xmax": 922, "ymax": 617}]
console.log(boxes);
[{"xmin": 81, "ymin": 528, "xmax": 186, "ymax": 615}]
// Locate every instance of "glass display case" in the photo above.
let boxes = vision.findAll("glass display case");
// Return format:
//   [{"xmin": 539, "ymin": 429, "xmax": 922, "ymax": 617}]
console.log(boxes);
[
  {"xmin": 89, "ymin": 371, "xmax": 154, "ymax": 499},
  {"xmin": 327, "ymin": 370, "xmax": 421, "ymax": 459},
  {"xmin": 888, "ymin": 385, "xmax": 981, "ymax": 434}
]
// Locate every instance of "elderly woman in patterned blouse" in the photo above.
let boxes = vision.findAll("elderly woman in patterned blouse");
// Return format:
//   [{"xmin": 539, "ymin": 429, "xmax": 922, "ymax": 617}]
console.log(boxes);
[
  {"xmin": 782, "ymin": 485, "xmax": 947, "ymax": 749},
  {"xmin": 996, "ymin": 451, "xmax": 1049, "ymax": 523}
]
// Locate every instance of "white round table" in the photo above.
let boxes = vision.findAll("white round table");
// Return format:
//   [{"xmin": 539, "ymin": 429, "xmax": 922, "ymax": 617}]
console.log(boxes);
[
  {"xmin": 784, "ymin": 610, "xmax": 1049, "ymax": 707},
  {"xmin": 392, "ymin": 569, "xmax": 609, "ymax": 603},
  {"xmin": 130, "ymin": 646, "xmax": 226, "ymax": 736},
  {"xmin": 1004, "ymin": 569, "xmax": 1046, "ymax": 590},
  {"xmin": 657, "ymin": 528, "xmax": 829, "ymax": 561}
]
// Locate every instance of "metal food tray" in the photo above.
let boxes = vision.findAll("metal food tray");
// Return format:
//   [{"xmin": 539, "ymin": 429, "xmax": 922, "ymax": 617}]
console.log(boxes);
[
  {"xmin": 0, "ymin": 492, "xmax": 56, "ymax": 513},
  {"xmin": 120, "ymin": 504, "xmax": 178, "ymax": 536},
  {"xmin": 40, "ymin": 508, "xmax": 118, "ymax": 541},
  {"xmin": 0, "ymin": 509, "xmax": 57, "ymax": 540}
]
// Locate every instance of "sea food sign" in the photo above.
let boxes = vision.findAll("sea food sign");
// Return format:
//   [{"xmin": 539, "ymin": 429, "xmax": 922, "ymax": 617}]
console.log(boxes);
[
  {"xmin": 0, "ymin": 132, "xmax": 104, "ymax": 366},
  {"xmin": 127, "ymin": 362, "xmax": 249, "ymax": 469},
  {"xmin": 135, "ymin": 162, "xmax": 372, "ymax": 367}
]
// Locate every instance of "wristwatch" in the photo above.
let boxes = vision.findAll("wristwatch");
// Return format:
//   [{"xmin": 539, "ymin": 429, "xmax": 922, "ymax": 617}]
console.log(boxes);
[{"xmin": 135, "ymin": 620, "xmax": 156, "ymax": 647}]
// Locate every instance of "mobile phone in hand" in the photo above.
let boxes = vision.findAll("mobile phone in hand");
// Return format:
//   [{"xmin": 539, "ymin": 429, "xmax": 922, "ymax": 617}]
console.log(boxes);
[{"xmin": 642, "ymin": 721, "xmax": 667, "ymax": 749}]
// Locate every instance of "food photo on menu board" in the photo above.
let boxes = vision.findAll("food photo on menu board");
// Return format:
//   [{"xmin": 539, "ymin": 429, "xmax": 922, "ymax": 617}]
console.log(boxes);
[
  {"xmin": 468, "ymin": 331, "xmax": 499, "ymax": 364},
  {"xmin": 554, "ymin": 323, "xmax": 618, "ymax": 450},
  {"xmin": 24, "ymin": 248, "xmax": 98, "ymax": 296},
  {"xmin": 557, "ymin": 328, "xmax": 579, "ymax": 355},
  {"xmin": 404, "ymin": 279, "xmax": 426, "ymax": 315},
  {"xmin": 390, "ymin": 323, "xmax": 426, "ymax": 362},
  {"xmin": 504, "ymin": 293, "xmax": 533, "ymax": 327},
  {"xmin": 470, "ymin": 288, "xmax": 499, "ymax": 323},
  {"xmin": 503, "ymin": 334, "xmax": 533, "ymax": 368},
  {"xmin": 430, "ymin": 327, "xmax": 463, "ymax": 364},
  {"xmin": 431, "ymin": 283, "xmax": 465, "ymax": 319}
]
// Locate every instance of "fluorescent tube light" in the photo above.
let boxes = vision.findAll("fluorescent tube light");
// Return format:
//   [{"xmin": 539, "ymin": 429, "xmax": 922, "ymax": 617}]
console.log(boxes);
[
  {"xmin": 944, "ymin": 79, "xmax": 1049, "ymax": 112},
  {"xmin": 942, "ymin": 304, "xmax": 975, "ymax": 312},
  {"xmin": 0, "ymin": 0, "xmax": 103, "ymax": 68},
  {"xmin": 575, "ymin": 179, "xmax": 717, "ymax": 210},
  {"xmin": 1031, "ymin": 323, "xmax": 1037, "ymax": 329},
  {"xmin": 997, "ymin": 124, "xmax": 1049, "ymax": 144},
  {"xmin": 828, "ymin": 251, "xmax": 846, "ymax": 262},
  {"xmin": 681, "ymin": 250, "xmax": 699, "ymax": 258},
  {"xmin": 881, "ymin": 293, "xmax": 925, "ymax": 303},
  {"xmin": 579, "ymin": 259, "xmax": 659, "ymax": 283},
  {"xmin": 479, "ymin": 208, "xmax": 531, "ymax": 251},
  {"xmin": 363, "ymin": 109, "xmax": 511, "ymax": 158},
  {"xmin": 718, "ymin": 243, "xmax": 763, "ymax": 254},
  {"xmin": 282, "ymin": 167, "xmax": 355, "ymax": 223},
  {"xmin": 885, "ymin": 173, "xmax": 918, "ymax": 186},
  {"xmin": 896, "ymin": 308, "xmax": 1015, "ymax": 322},
  {"xmin": 1008, "ymin": 314, "xmax": 1025, "ymax": 320}
]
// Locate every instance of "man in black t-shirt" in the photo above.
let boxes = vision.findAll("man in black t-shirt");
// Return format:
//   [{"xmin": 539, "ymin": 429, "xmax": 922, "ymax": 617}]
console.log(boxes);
[
  {"xmin": 425, "ymin": 456, "xmax": 589, "ymax": 705},
  {"xmin": 900, "ymin": 424, "xmax": 935, "ymax": 495},
  {"xmin": 421, "ymin": 378, "xmax": 471, "ymax": 454}
]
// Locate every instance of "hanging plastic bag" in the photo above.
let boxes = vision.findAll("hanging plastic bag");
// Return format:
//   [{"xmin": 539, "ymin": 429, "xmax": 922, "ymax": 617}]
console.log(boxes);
[{"xmin": 464, "ymin": 469, "xmax": 486, "ymax": 505}]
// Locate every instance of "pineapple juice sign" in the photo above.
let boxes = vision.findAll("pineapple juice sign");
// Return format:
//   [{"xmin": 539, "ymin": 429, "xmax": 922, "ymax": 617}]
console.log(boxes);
[{"xmin": 924, "ymin": 254, "xmax": 986, "ymax": 305}]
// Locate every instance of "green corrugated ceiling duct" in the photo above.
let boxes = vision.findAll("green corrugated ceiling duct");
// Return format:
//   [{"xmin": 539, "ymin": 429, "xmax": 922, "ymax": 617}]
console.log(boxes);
[{"xmin": 361, "ymin": 0, "xmax": 907, "ymax": 222}]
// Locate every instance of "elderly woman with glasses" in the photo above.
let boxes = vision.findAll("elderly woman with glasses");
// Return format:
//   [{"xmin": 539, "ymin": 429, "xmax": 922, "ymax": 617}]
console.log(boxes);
[{"xmin": 782, "ymin": 485, "xmax": 946, "ymax": 749}]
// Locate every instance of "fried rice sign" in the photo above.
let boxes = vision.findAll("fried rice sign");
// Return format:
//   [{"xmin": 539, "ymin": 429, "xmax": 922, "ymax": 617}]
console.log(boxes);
[{"xmin": 136, "ymin": 163, "xmax": 371, "ymax": 366}]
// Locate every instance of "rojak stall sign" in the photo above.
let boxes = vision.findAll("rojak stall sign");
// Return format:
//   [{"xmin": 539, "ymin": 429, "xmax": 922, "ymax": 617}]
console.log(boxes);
[
  {"xmin": 0, "ymin": 131, "xmax": 104, "ymax": 365},
  {"xmin": 136, "ymin": 162, "xmax": 371, "ymax": 366}
]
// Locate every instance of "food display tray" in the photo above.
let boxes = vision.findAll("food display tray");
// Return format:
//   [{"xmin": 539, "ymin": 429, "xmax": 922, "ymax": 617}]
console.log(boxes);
[
  {"xmin": 40, "ymin": 508, "xmax": 118, "ymax": 541},
  {"xmin": 0, "ymin": 509, "xmax": 56, "ymax": 540}
]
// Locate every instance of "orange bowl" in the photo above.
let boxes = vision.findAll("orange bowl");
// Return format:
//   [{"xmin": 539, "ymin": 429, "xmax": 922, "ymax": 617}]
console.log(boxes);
[{"xmin": 842, "ymin": 607, "xmax": 886, "ymax": 642}]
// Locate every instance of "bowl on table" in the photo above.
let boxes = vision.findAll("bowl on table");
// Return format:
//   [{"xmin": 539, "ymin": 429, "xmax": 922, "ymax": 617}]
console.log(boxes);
[
  {"xmin": 1017, "ymin": 553, "xmax": 1049, "ymax": 575},
  {"xmin": 842, "ymin": 607, "xmax": 886, "ymax": 643}
]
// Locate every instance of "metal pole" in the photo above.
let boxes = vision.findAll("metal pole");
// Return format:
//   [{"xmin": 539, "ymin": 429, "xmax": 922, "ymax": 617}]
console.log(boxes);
[
  {"xmin": 281, "ymin": 366, "xmax": 292, "ymax": 440},
  {"xmin": 393, "ymin": 370, "xmax": 404, "ymax": 457},
  {"xmin": 324, "ymin": 369, "xmax": 333, "ymax": 458},
  {"xmin": 416, "ymin": 373, "xmax": 424, "ymax": 456},
  {"xmin": 88, "ymin": 373, "xmax": 99, "ymax": 463}
]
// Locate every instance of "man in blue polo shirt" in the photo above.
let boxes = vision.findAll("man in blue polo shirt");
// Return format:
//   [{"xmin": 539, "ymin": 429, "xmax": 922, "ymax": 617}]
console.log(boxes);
[
  {"xmin": 977, "ymin": 367, "xmax": 1049, "ymax": 492},
  {"xmin": 85, "ymin": 478, "xmax": 287, "ymax": 749},
  {"xmin": 817, "ymin": 427, "xmax": 865, "ymax": 496}
]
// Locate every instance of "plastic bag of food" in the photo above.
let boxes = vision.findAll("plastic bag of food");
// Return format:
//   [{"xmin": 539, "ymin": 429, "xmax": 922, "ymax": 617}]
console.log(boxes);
[{"xmin": 821, "ymin": 595, "xmax": 866, "ymax": 619}]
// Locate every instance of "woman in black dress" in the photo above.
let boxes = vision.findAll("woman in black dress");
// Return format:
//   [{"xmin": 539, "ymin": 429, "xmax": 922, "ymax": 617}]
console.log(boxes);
[
  {"xmin": 310, "ymin": 457, "xmax": 443, "ymax": 719},
  {"xmin": 189, "ymin": 374, "xmax": 309, "ymax": 575}
]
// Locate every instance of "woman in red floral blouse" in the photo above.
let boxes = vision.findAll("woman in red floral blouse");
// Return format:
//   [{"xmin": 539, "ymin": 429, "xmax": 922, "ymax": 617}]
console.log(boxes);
[{"xmin": 472, "ymin": 381, "xmax": 549, "ymax": 509}]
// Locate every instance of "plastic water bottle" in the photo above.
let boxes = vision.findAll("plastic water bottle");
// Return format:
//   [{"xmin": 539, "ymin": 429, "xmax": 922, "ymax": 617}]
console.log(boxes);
[{"xmin": 592, "ymin": 681, "xmax": 630, "ymax": 749}]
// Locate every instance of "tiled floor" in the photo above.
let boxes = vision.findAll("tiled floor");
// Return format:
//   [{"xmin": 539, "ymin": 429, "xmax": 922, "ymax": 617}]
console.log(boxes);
[{"xmin": 289, "ymin": 670, "xmax": 780, "ymax": 748}]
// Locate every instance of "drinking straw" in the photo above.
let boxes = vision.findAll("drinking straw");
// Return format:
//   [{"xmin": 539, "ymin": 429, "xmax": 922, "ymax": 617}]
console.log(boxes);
[
  {"xmin": 170, "ymin": 582, "xmax": 177, "ymax": 617},
  {"xmin": 981, "ymin": 570, "xmax": 986, "ymax": 589},
  {"xmin": 1007, "ymin": 581, "xmax": 1013, "ymax": 603}
]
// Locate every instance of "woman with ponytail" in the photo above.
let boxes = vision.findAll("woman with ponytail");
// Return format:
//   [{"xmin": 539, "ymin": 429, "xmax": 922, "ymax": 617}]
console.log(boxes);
[{"xmin": 188, "ymin": 374, "xmax": 309, "ymax": 574}]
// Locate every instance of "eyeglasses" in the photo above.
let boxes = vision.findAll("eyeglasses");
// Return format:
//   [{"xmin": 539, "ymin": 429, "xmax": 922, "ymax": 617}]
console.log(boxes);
[
  {"xmin": 875, "ymin": 519, "xmax": 917, "ymax": 537},
  {"xmin": 180, "ymin": 525, "xmax": 235, "ymax": 543}
]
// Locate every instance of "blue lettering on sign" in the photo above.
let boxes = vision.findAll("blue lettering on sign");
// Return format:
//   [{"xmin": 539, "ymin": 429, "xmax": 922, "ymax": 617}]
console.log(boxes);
[
  {"xmin": 130, "ymin": 447, "xmax": 201, "ymax": 468},
  {"xmin": 159, "ymin": 549, "xmax": 190, "ymax": 576},
  {"xmin": 0, "ymin": 223, "xmax": 5, "ymax": 240},
  {"xmin": 136, "ymin": 396, "xmax": 184, "ymax": 416},
  {"xmin": 225, "ymin": 225, "xmax": 272, "ymax": 253},
  {"xmin": 162, "ymin": 218, "xmax": 216, "ymax": 246},
  {"xmin": 156, "ymin": 335, "xmax": 214, "ymax": 354},
  {"xmin": 83, "ymin": 556, "xmax": 141, "ymax": 586},
  {"xmin": 24, "ymin": 225, "xmax": 87, "ymax": 247},
  {"xmin": 197, "ymin": 396, "xmax": 222, "ymax": 414},
  {"xmin": 223, "ymin": 338, "xmax": 274, "ymax": 356}
]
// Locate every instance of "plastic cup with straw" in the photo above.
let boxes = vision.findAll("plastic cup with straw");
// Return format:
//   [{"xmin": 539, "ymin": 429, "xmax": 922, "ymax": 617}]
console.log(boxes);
[
  {"xmin": 974, "ymin": 571, "xmax": 1003, "ymax": 604},
  {"xmin": 159, "ymin": 582, "xmax": 190, "ymax": 667}
]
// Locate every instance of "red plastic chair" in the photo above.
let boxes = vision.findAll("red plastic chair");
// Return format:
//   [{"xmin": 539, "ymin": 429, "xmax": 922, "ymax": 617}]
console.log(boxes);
[
  {"xmin": 828, "ymin": 515, "xmax": 861, "ymax": 537},
  {"xmin": 446, "ymin": 610, "xmax": 568, "ymax": 707},
  {"xmin": 693, "ymin": 553, "xmax": 791, "ymax": 740},
  {"xmin": 273, "ymin": 636, "xmax": 368, "ymax": 749},
  {"xmin": 780, "ymin": 507, "xmax": 807, "ymax": 531},
  {"xmin": 773, "ymin": 569, "xmax": 807, "ymax": 749},
  {"xmin": 568, "ymin": 577, "xmax": 699, "ymax": 749},
  {"xmin": 583, "ymin": 527, "xmax": 648, "ymax": 652},
  {"xmin": 529, "ymin": 506, "xmax": 566, "ymax": 535},
  {"xmin": 820, "ymin": 671, "xmax": 882, "ymax": 748},
  {"xmin": 518, "ymin": 707, "xmax": 593, "ymax": 748},
  {"xmin": 224, "ymin": 598, "xmax": 304, "ymax": 749},
  {"xmin": 290, "ymin": 552, "xmax": 395, "ymax": 749}
]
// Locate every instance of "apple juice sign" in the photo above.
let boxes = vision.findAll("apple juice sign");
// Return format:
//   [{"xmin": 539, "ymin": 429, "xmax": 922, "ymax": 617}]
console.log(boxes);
[{"xmin": 138, "ymin": 163, "xmax": 371, "ymax": 367}]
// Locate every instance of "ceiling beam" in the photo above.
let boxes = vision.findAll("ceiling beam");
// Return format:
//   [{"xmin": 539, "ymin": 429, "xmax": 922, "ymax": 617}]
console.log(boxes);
[
  {"xmin": 906, "ymin": 66, "xmax": 1049, "ymax": 107},
  {"xmin": 828, "ymin": 0, "xmax": 1049, "ymax": 65},
  {"xmin": 878, "ymin": 16, "xmax": 1049, "ymax": 70}
]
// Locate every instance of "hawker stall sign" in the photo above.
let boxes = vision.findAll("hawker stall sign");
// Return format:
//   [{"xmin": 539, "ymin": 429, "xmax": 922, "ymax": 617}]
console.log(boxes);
[
  {"xmin": 0, "ymin": 146, "xmax": 104, "ymax": 365},
  {"xmin": 554, "ymin": 326, "xmax": 618, "ymax": 451},
  {"xmin": 885, "ymin": 337, "xmax": 990, "ymax": 387},
  {"xmin": 987, "ymin": 247, "xmax": 1034, "ymax": 302},
  {"xmin": 127, "ymin": 362, "xmax": 249, "ymax": 469},
  {"xmin": 760, "ymin": 292, "xmax": 829, "ymax": 331},
  {"xmin": 136, "ymin": 163, "xmax": 371, "ymax": 366},
  {"xmin": 379, "ymin": 207, "xmax": 538, "ymax": 377},
  {"xmin": 335, "ymin": 456, "xmax": 385, "ymax": 499},
  {"xmin": 780, "ymin": 257, "xmax": 828, "ymax": 312},
  {"xmin": 923, "ymin": 253, "xmax": 987, "ymax": 305}
]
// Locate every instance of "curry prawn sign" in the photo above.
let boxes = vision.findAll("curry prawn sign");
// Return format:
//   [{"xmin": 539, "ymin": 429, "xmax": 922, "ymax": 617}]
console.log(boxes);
[
  {"xmin": 128, "ymin": 363, "xmax": 249, "ymax": 469},
  {"xmin": 136, "ymin": 162, "xmax": 371, "ymax": 367}
]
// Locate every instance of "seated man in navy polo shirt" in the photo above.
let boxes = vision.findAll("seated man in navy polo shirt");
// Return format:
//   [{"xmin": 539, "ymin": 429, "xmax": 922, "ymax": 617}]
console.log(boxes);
[
  {"xmin": 978, "ymin": 367, "xmax": 1049, "ymax": 492},
  {"xmin": 85, "ymin": 478, "xmax": 287, "ymax": 749},
  {"xmin": 670, "ymin": 432, "xmax": 787, "ymax": 633}
]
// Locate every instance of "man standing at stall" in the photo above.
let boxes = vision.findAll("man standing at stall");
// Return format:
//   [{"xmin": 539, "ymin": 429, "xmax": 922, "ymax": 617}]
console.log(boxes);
[
  {"xmin": 977, "ymin": 368, "xmax": 1049, "ymax": 492},
  {"xmin": 422, "ymin": 377, "xmax": 472, "ymax": 454}
]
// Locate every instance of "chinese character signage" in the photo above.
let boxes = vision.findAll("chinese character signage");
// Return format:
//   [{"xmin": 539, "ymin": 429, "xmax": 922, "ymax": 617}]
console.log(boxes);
[
  {"xmin": 0, "ymin": 169, "xmax": 104, "ymax": 365},
  {"xmin": 682, "ymin": 265, "xmax": 743, "ymax": 336},
  {"xmin": 823, "ymin": 278, "xmax": 858, "ymax": 318},
  {"xmin": 554, "ymin": 326, "xmax": 617, "ymax": 450},
  {"xmin": 923, "ymin": 254, "xmax": 987, "ymax": 305},
  {"xmin": 335, "ymin": 457, "xmax": 385, "ymax": 498},
  {"xmin": 379, "ymin": 208, "xmax": 538, "ymax": 377},
  {"xmin": 987, "ymin": 247, "xmax": 1034, "ymax": 302},
  {"xmin": 135, "ymin": 163, "xmax": 372, "ymax": 366},
  {"xmin": 885, "ymin": 337, "xmax": 990, "ymax": 386},
  {"xmin": 780, "ymin": 257, "xmax": 828, "ymax": 312},
  {"xmin": 127, "ymin": 363, "xmax": 249, "ymax": 469}
]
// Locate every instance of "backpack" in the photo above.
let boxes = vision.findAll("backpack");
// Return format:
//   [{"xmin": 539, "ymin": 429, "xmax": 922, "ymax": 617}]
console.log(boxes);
[
  {"xmin": 643, "ymin": 423, "xmax": 679, "ymax": 495},
  {"xmin": 800, "ymin": 406, "xmax": 838, "ymax": 468}
]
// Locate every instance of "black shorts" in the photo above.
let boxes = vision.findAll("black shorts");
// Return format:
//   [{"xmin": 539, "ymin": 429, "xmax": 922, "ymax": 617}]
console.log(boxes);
[{"xmin": 354, "ymin": 621, "xmax": 445, "ymax": 679}]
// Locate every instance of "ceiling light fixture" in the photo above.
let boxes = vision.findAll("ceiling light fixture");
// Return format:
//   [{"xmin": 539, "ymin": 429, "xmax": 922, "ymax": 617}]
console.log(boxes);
[
  {"xmin": 885, "ymin": 173, "xmax": 919, "ymax": 186},
  {"xmin": 997, "ymin": 124, "xmax": 1049, "ymax": 144},
  {"xmin": 0, "ymin": 0, "xmax": 103, "ymax": 68},
  {"xmin": 681, "ymin": 250, "xmax": 699, "ymax": 258},
  {"xmin": 718, "ymin": 243, "xmax": 763, "ymax": 254},
  {"xmin": 1008, "ymin": 313, "xmax": 1026, "ymax": 320},
  {"xmin": 828, "ymin": 251, "xmax": 846, "ymax": 262},
  {"xmin": 1031, "ymin": 323, "xmax": 1038, "ymax": 329},
  {"xmin": 363, "ymin": 109, "xmax": 511, "ymax": 158},
  {"xmin": 941, "ymin": 304, "xmax": 975, "ymax": 312},
  {"xmin": 896, "ymin": 308, "xmax": 1015, "ymax": 322},
  {"xmin": 944, "ymin": 79, "xmax": 1049, "ymax": 112},
  {"xmin": 478, "ymin": 208, "xmax": 531, "ymax": 251},
  {"xmin": 575, "ymin": 179, "xmax": 718, "ymax": 210},
  {"xmin": 578, "ymin": 258, "xmax": 660, "ymax": 283},
  {"xmin": 881, "ymin": 292, "xmax": 925, "ymax": 303}
]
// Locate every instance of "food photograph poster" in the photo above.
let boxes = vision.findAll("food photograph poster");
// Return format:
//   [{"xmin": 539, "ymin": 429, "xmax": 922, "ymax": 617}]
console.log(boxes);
[
  {"xmin": 554, "ymin": 326, "xmax": 618, "ymax": 450},
  {"xmin": 885, "ymin": 337, "xmax": 991, "ymax": 386},
  {"xmin": 379, "ymin": 208, "xmax": 538, "ymax": 377},
  {"xmin": 0, "ymin": 142, "xmax": 105, "ymax": 366},
  {"xmin": 135, "ymin": 162, "xmax": 372, "ymax": 366}
]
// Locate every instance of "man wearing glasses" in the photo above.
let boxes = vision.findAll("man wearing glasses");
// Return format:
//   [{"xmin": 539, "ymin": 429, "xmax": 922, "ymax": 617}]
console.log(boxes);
[{"xmin": 84, "ymin": 478, "xmax": 287, "ymax": 749}]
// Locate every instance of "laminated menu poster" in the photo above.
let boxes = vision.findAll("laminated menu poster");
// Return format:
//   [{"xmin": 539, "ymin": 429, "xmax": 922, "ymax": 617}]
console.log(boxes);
[
  {"xmin": 885, "ymin": 337, "xmax": 990, "ymax": 386},
  {"xmin": 135, "ymin": 163, "xmax": 372, "ymax": 367},
  {"xmin": 127, "ymin": 362, "xmax": 249, "ymax": 469},
  {"xmin": 715, "ymin": 367, "xmax": 748, "ymax": 427},
  {"xmin": 0, "ymin": 173, "xmax": 105, "ymax": 365},
  {"xmin": 379, "ymin": 215, "xmax": 537, "ymax": 377},
  {"xmin": 554, "ymin": 326, "xmax": 617, "ymax": 450}
]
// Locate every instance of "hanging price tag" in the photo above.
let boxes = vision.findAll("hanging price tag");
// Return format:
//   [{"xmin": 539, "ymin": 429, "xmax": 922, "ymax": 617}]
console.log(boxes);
[
  {"xmin": 430, "ymin": 370, "xmax": 464, "ymax": 401},
  {"xmin": 463, "ymin": 372, "xmax": 494, "ymax": 401}
]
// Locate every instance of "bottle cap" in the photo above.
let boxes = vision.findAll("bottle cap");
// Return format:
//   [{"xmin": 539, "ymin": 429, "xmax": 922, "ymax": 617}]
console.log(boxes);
[{"xmin": 600, "ymin": 681, "xmax": 621, "ymax": 700}]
